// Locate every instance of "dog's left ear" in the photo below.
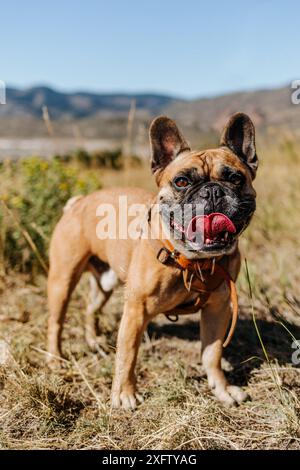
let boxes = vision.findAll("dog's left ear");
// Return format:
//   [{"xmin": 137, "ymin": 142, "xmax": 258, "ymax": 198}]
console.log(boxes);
[
  {"xmin": 220, "ymin": 113, "xmax": 258, "ymax": 178},
  {"xmin": 150, "ymin": 116, "xmax": 190, "ymax": 175}
]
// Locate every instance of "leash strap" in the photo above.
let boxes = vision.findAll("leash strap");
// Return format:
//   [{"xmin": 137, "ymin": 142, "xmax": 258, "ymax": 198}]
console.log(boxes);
[{"xmin": 212, "ymin": 263, "xmax": 238, "ymax": 348}]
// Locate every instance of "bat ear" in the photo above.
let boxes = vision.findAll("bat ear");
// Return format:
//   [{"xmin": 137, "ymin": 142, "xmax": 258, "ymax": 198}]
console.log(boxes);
[
  {"xmin": 149, "ymin": 116, "xmax": 190, "ymax": 175},
  {"xmin": 220, "ymin": 113, "xmax": 258, "ymax": 178}
]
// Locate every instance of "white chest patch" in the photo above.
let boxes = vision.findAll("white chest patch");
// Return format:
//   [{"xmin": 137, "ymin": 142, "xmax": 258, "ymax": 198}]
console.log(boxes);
[{"xmin": 100, "ymin": 269, "xmax": 118, "ymax": 292}]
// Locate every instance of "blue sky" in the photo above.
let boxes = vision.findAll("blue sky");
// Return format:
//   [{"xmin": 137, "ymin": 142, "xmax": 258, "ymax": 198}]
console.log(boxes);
[{"xmin": 1, "ymin": 0, "xmax": 299, "ymax": 97}]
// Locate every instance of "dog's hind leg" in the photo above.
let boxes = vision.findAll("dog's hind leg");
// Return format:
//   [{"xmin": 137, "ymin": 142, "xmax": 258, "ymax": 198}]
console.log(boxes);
[
  {"xmin": 47, "ymin": 271, "xmax": 78, "ymax": 366},
  {"xmin": 84, "ymin": 273, "xmax": 114, "ymax": 352},
  {"xmin": 47, "ymin": 240, "xmax": 89, "ymax": 367}
]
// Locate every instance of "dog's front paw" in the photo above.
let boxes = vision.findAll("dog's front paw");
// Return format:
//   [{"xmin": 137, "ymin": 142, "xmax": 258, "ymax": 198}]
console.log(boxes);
[
  {"xmin": 213, "ymin": 384, "xmax": 248, "ymax": 406},
  {"xmin": 46, "ymin": 353, "xmax": 66, "ymax": 371},
  {"xmin": 111, "ymin": 387, "xmax": 143, "ymax": 410}
]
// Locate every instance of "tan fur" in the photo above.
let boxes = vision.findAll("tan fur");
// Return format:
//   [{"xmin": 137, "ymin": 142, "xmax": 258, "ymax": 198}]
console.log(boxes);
[{"xmin": 47, "ymin": 116, "xmax": 256, "ymax": 409}]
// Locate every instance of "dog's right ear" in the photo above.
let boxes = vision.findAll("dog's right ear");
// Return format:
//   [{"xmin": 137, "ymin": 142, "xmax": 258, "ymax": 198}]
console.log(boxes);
[
  {"xmin": 149, "ymin": 116, "xmax": 190, "ymax": 175},
  {"xmin": 220, "ymin": 113, "xmax": 258, "ymax": 178}
]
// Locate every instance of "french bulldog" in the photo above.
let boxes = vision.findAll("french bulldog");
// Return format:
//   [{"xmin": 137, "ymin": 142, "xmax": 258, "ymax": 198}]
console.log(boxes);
[{"xmin": 47, "ymin": 113, "xmax": 258, "ymax": 409}]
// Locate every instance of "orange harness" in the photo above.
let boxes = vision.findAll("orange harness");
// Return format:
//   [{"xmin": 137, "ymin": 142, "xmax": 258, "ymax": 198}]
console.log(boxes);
[{"xmin": 156, "ymin": 238, "xmax": 238, "ymax": 348}]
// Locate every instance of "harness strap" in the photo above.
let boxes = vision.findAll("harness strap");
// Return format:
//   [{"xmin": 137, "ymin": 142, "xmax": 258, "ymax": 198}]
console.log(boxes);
[{"xmin": 157, "ymin": 238, "xmax": 238, "ymax": 348}]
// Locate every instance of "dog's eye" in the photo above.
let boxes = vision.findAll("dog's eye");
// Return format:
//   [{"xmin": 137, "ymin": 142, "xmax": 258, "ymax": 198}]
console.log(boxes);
[
  {"xmin": 228, "ymin": 173, "xmax": 244, "ymax": 186},
  {"xmin": 173, "ymin": 176, "xmax": 191, "ymax": 189}
]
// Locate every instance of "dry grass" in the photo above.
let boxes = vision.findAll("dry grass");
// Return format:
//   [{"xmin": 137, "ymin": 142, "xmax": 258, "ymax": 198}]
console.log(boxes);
[{"xmin": 0, "ymin": 136, "xmax": 300, "ymax": 450}]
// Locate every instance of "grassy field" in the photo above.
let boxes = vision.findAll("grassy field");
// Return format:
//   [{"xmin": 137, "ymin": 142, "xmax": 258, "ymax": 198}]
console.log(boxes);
[{"xmin": 0, "ymin": 135, "xmax": 300, "ymax": 450}]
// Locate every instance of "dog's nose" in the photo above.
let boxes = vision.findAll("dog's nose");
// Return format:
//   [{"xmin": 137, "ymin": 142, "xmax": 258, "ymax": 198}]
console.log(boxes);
[
  {"xmin": 213, "ymin": 186, "xmax": 225, "ymax": 200},
  {"xmin": 199, "ymin": 184, "xmax": 225, "ymax": 202}
]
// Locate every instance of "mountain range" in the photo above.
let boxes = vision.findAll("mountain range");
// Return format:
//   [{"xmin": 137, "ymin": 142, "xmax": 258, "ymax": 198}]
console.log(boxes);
[
  {"xmin": 0, "ymin": 84, "xmax": 299, "ymax": 139},
  {"xmin": 2, "ymin": 86, "xmax": 178, "ymax": 118}
]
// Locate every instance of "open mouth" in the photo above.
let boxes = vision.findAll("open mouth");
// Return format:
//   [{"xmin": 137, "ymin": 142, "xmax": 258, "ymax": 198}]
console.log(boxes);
[
  {"xmin": 185, "ymin": 213, "xmax": 236, "ymax": 251},
  {"xmin": 165, "ymin": 210, "xmax": 237, "ymax": 252}
]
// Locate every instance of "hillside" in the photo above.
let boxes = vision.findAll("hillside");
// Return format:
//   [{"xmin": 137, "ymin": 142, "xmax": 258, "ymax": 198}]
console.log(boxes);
[
  {"xmin": 1, "ymin": 86, "xmax": 178, "ymax": 119},
  {"xmin": 166, "ymin": 86, "xmax": 299, "ymax": 132},
  {"xmin": 0, "ymin": 84, "xmax": 299, "ymax": 144}
]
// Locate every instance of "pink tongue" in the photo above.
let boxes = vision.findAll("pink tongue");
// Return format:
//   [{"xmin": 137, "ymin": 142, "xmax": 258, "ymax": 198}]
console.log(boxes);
[{"xmin": 186, "ymin": 213, "xmax": 236, "ymax": 242}]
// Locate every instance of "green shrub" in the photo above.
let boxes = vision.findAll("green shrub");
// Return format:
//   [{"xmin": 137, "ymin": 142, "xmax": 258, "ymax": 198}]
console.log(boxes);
[
  {"xmin": 73, "ymin": 149, "xmax": 92, "ymax": 167},
  {"xmin": 53, "ymin": 148, "xmax": 141, "ymax": 170},
  {"xmin": 92, "ymin": 149, "xmax": 123, "ymax": 169},
  {"xmin": 0, "ymin": 156, "xmax": 101, "ymax": 273}
]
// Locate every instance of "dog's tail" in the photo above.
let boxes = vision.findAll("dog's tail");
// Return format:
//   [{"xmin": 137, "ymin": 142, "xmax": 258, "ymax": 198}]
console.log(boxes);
[{"xmin": 63, "ymin": 195, "xmax": 83, "ymax": 213}]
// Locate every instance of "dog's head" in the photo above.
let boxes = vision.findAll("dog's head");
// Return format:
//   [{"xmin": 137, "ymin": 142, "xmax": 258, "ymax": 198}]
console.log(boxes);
[{"xmin": 150, "ymin": 113, "xmax": 258, "ymax": 258}]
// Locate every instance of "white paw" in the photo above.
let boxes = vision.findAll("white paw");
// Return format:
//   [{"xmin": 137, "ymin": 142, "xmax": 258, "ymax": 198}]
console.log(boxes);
[
  {"xmin": 221, "ymin": 358, "xmax": 233, "ymax": 372},
  {"xmin": 46, "ymin": 353, "xmax": 65, "ymax": 370},
  {"xmin": 111, "ymin": 390, "xmax": 143, "ymax": 410},
  {"xmin": 227, "ymin": 385, "xmax": 248, "ymax": 403},
  {"xmin": 213, "ymin": 384, "xmax": 248, "ymax": 406}
]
